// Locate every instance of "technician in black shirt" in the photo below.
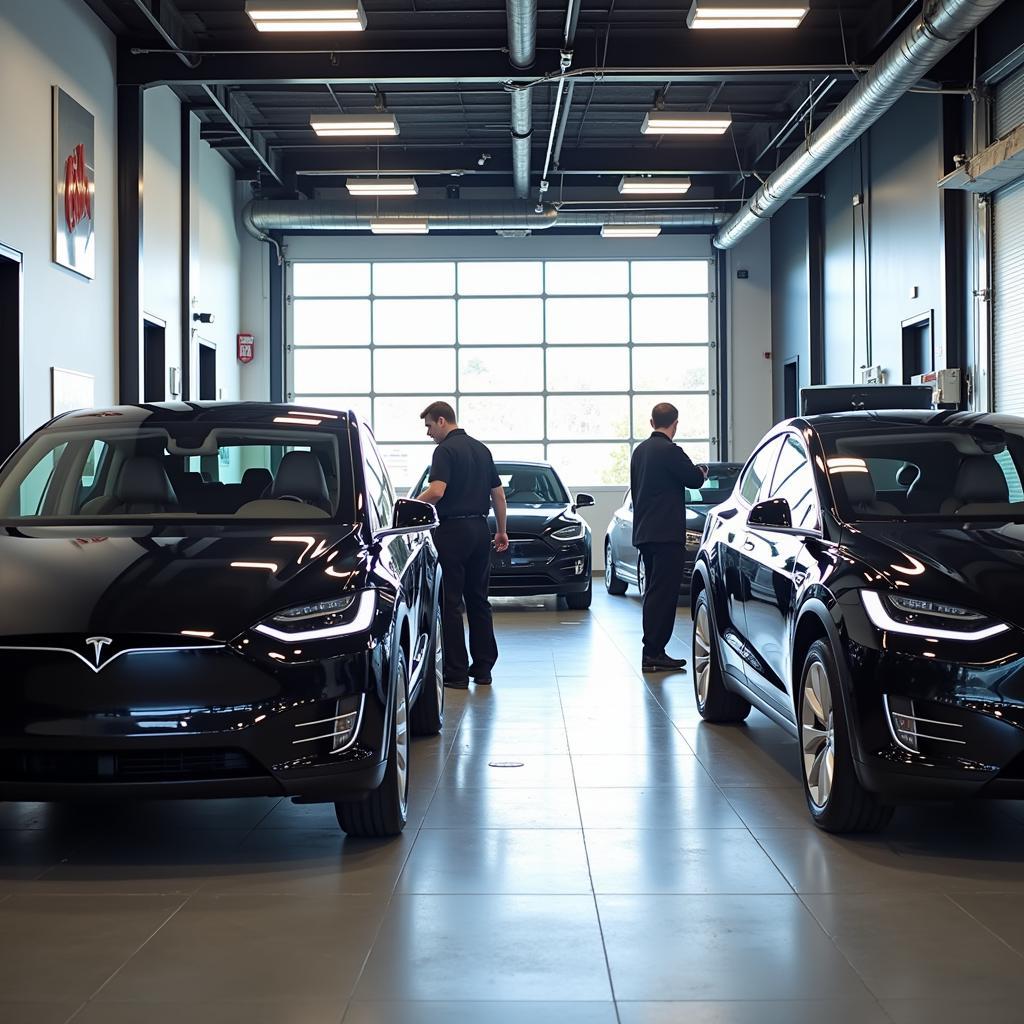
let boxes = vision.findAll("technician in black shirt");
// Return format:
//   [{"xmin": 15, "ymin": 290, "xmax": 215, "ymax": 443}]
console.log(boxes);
[
  {"xmin": 417, "ymin": 401, "xmax": 509, "ymax": 689},
  {"xmin": 631, "ymin": 402, "xmax": 708, "ymax": 673}
]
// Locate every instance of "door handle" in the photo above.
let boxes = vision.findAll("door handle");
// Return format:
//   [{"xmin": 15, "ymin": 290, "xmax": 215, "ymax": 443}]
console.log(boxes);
[
  {"xmin": 793, "ymin": 570, "xmax": 807, "ymax": 585},
  {"xmin": 742, "ymin": 540, "xmax": 755, "ymax": 552}
]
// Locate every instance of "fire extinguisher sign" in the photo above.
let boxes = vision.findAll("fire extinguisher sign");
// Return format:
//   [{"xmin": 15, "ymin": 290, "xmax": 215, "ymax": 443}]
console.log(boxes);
[{"xmin": 237, "ymin": 333, "xmax": 255, "ymax": 364}]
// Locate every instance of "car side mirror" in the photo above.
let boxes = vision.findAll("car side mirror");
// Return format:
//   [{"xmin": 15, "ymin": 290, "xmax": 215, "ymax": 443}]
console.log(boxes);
[
  {"xmin": 375, "ymin": 498, "xmax": 438, "ymax": 540},
  {"xmin": 574, "ymin": 492, "xmax": 595, "ymax": 509},
  {"xmin": 747, "ymin": 498, "xmax": 793, "ymax": 530}
]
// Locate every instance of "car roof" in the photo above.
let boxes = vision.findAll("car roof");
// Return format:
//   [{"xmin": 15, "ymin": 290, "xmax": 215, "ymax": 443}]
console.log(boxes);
[
  {"xmin": 789, "ymin": 409, "xmax": 1024, "ymax": 437},
  {"xmin": 50, "ymin": 402, "xmax": 357, "ymax": 429}
]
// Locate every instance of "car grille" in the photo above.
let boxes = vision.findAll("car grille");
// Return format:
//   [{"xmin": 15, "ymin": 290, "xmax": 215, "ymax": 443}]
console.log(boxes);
[
  {"xmin": 490, "ymin": 573, "xmax": 555, "ymax": 587},
  {"xmin": 0, "ymin": 748, "xmax": 266, "ymax": 783}
]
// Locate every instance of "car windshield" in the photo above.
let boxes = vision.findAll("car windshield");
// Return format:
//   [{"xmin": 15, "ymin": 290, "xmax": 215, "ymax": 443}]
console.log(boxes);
[
  {"xmin": 497, "ymin": 464, "xmax": 569, "ymax": 506},
  {"xmin": 685, "ymin": 465, "xmax": 740, "ymax": 505},
  {"xmin": 822, "ymin": 420, "xmax": 1024, "ymax": 520},
  {"xmin": 0, "ymin": 418, "xmax": 357, "ymax": 522}
]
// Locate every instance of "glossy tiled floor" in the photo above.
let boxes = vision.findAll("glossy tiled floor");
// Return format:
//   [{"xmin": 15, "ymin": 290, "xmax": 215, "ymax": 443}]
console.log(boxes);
[{"xmin": 4, "ymin": 588, "xmax": 1024, "ymax": 1023}]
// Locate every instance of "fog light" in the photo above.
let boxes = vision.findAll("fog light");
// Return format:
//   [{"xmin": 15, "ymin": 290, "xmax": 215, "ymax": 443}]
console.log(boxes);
[
  {"xmin": 574, "ymin": 559, "xmax": 585, "ymax": 575},
  {"xmin": 886, "ymin": 695, "xmax": 919, "ymax": 752},
  {"xmin": 293, "ymin": 695, "xmax": 365, "ymax": 753}
]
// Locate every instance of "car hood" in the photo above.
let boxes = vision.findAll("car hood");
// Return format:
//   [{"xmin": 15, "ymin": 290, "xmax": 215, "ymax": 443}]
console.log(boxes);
[
  {"xmin": 0, "ymin": 524, "xmax": 364, "ymax": 641},
  {"xmin": 486, "ymin": 505, "xmax": 579, "ymax": 534},
  {"xmin": 849, "ymin": 519, "xmax": 1024, "ymax": 625}
]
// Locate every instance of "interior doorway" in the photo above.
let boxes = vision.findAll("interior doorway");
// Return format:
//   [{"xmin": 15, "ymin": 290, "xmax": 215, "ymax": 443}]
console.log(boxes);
[
  {"xmin": 0, "ymin": 242, "xmax": 23, "ymax": 460},
  {"xmin": 198, "ymin": 340, "xmax": 217, "ymax": 400},
  {"xmin": 143, "ymin": 315, "xmax": 166, "ymax": 403},
  {"xmin": 783, "ymin": 356, "xmax": 800, "ymax": 420},
  {"xmin": 901, "ymin": 311, "xmax": 934, "ymax": 385}
]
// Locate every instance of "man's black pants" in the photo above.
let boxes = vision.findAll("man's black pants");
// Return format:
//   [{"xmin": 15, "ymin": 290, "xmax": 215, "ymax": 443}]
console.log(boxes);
[
  {"xmin": 637, "ymin": 541, "xmax": 686, "ymax": 658},
  {"xmin": 433, "ymin": 517, "xmax": 498, "ymax": 681}
]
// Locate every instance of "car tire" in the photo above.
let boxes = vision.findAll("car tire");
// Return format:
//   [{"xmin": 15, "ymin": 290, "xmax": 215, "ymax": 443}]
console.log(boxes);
[
  {"xmin": 798, "ymin": 639, "xmax": 893, "ymax": 834},
  {"xmin": 410, "ymin": 597, "xmax": 445, "ymax": 736},
  {"xmin": 565, "ymin": 578, "xmax": 592, "ymax": 610},
  {"xmin": 636, "ymin": 556, "xmax": 647, "ymax": 597},
  {"xmin": 604, "ymin": 543, "xmax": 627, "ymax": 595},
  {"xmin": 692, "ymin": 588, "xmax": 750, "ymax": 723},
  {"xmin": 335, "ymin": 651, "xmax": 410, "ymax": 838}
]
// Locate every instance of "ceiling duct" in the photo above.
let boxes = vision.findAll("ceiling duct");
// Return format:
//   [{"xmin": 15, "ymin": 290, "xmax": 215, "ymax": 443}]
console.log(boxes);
[
  {"xmin": 713, "ymin": 0, "xmax": 1007, "ymax": 249},
  {"xmin": 507, "ymin": 0, "xmax": 536, "ymax": 199},
  {"xmin": 242, "ymin": 199, "xmax": 729, "ymax": 233}
]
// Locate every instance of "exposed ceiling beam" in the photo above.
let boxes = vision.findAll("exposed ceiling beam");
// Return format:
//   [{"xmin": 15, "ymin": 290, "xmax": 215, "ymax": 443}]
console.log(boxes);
[{"xmin": 200, "ymin": 85, "xmax": 284, "ymax": 186}]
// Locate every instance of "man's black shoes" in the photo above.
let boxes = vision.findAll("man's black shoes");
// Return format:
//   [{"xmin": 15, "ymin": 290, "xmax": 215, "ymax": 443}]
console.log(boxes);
[
  {"xmin": 641, "ymin": 653, "xmax": 687, "ymax": 672},
  {"xmin": 444, "ymin": 678, "xmax": 470, "ymax": 690},
  {"xmin": 473, "ymin": 675, "xmax": 492, "ymax": 685}
]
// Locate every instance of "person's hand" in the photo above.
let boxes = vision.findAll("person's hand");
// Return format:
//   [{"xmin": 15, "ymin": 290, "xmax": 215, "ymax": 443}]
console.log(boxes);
[
  {"xmin": 494, "ymin": 532, "xmax": 510, "ymax": 553},
  {"xmin": 697, "ymin": 463, "xmax": 710, "ymax": 480}
]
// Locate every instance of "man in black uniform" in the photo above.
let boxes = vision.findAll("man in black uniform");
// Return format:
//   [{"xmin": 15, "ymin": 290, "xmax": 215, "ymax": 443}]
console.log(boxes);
[
  {"xmin": 417, "ymin": 401, "xmax": 509, "ymax": 689},
  {"xmin": 630, "ymin": 402, "xmax": 708, "ymax": 673}
]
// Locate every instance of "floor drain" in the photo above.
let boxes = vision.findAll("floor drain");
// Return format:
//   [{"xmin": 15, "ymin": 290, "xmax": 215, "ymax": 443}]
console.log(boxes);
[{"xmin": 488, "ymin": 761, "xmax": 525, "ymax": 768}]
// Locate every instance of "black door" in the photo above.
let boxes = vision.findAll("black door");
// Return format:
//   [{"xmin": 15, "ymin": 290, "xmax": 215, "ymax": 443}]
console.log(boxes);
[
  {"xmin": 198, "ymin": 343, "xmax": 217, "ymax": 400},
  {"xmin": 0, "ymin": 243, "xmax": 22, "ymax": 461},
  {"xmin": 143, "ymin": 318, "xmax": 166, "ymax": 402}
]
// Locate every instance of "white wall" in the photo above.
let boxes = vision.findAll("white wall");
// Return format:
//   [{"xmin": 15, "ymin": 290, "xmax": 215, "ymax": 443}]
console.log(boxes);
[{"xmin": 0, "ymin": 0, "xmax": 116, "ymax": 434}]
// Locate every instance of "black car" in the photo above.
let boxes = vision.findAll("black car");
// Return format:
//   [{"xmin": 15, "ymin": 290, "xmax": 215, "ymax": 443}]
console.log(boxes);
[
  {"xmin": 604, "ymin": 461, "xmax": 742, "ymax": 596},
  {"xmin": 410, "ymin": 460, "xmax": 594, "ymax": 609},
  {"xmin": 693, "ymin": 407, "xmax": 1024, "ymax": 833},
  {"xmin": 0, "ymin": 402, "xmax": 443, "ymax": 837}
]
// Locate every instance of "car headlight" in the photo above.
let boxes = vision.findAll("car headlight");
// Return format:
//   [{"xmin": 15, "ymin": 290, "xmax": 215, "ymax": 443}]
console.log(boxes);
[
  {"xmin": 550, "ymin": 521, "xmax": 586, "ymax": 542},
  {"xmin": 860, "ymin": 591, "xmax": 1009, "ymax": 641},
  {"xmin": 255, "ymin": 590, "xmax": 376, "ymax": 642}
]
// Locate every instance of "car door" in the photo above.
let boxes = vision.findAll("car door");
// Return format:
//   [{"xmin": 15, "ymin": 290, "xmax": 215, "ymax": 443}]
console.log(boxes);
[
  {"xmin": 610, "ymin": 489, "xmax": 639, "ymax": 582},
  {"xmin": 739, "ymin": 433, "xmax": 821, "ymax": 716}
]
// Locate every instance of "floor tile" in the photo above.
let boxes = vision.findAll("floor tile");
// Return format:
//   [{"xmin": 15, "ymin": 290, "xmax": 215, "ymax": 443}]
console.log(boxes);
[
  {"xmin": 73, "ymin": 1001, "xmax": 344, "ymax": 1023},
  {"xmin": 720, "ymin": 787, "xmax": 814, "ymax": 834},
  {"xmin": 422, "ymin": 787, "xmax": 582, "ymax": 828},
  {"xmin": 882, "ymin": 999, "xmax": 1024, "ymax": 1024},
  {"xmin": 0, "ymin": 1004, "xmax": 81, "ymax": 1024},
  {"xmin": 949, "ymin": 893, "xmax": 1024, "ymax": 952},
  {"xmin": 441, "ymin": 754, "xmax": 576, "ymax": 788},
  {"xmin": 617, "ymin": 1000, "xmax": 892, "ymax": 1024},
  {"xmin": 576, "ymin": 787, "xmax": 744, "ymax": 830},
  {"xmin": 343, "ymin": 1002, "xmax": 618, "ymax": 1024},
  {"xmin": 571, "ymin": 754, "xmax": 712, "ymax": 788}
]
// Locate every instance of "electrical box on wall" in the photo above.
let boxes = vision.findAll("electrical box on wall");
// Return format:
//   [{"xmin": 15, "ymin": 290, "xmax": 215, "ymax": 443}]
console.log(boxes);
[{"xmin": 911, "ymin": 368, "xmax": 962, "ymax": 406}]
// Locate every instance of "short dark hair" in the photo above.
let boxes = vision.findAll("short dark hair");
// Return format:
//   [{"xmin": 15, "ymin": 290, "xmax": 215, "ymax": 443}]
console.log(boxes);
[
  {"xmin": 651, "ymin": 402, "xmax": 678, "ymax": 429},
  {"xmin": 420, "ymin": 400, "xmax": 457, "ymax": 424}
]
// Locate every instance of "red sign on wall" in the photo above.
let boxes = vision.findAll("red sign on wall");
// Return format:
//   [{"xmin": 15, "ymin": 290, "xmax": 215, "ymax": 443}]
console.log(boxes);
[
  {"xmin": 64, "ymin": 142, "xmax": 92, "ymax": 233},
  {"xmin": 237, "ymin": 333, "xmax": 255, "ymax": 364}
]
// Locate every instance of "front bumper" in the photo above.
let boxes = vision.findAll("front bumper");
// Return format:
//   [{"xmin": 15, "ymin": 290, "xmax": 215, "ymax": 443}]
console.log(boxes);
[{"xmin": 489, "ymin": 537, "xmax": 591, "ymax": 597}]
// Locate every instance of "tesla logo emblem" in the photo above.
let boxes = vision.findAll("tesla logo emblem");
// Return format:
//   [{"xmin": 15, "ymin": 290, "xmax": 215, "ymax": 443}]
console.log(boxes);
[{"xmin": 85, "ymin": 636, "xmax": 112, "ymax": 666}]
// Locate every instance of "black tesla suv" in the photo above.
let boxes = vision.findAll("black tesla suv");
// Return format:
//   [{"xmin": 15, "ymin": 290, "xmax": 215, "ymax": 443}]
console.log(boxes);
[
  {"xmin": 0, "ymin": 402, "xmax": 443, "ymax": 837},
  {"xmin": 692, "ymin": 407, "xmax": 1024, "ymax": 832}
]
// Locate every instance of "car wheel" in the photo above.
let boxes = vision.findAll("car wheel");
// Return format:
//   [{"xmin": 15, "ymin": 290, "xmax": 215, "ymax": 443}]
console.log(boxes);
[
  {"xmin": 565, "ymin": 578, "xmax": 592, "ymax": 610},
  {"xmin": 692, "ymin": 589, "xmax": 750, "ymax": 723},
  {"xmin": 798, "ymin": 639, "xmax": 893, "ymax": 834},
  {"xmin": 636, "ymin": 556, "xmax": 647, "ymax": 596},
  {"xmin": 604, "ymin": 542, "xmax": 627, "ymax": 595},
  {"xmin": 335, "ymin": 651, "xmax": 410, "ymax": 837},
  {"xmin": 410, "ymin": 597, "xmax": 445, "ymax": 736}
]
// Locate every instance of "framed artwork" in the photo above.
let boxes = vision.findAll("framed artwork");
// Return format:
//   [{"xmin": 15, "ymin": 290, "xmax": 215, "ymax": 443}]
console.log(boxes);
[
  {"xmin": 52, "ymin": 86, "xmax": 95, "ymax": 279},
  {"xmin": 51, "ymin": 367, "xmax": 94, "ymax": 416}
]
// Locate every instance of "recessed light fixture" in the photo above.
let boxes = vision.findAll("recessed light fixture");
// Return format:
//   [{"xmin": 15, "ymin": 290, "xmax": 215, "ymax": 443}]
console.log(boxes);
[
  {"xmin": 245, "ymin": 0, "xmax": 367, "ymax": 32},
  {"xmin": 641, "ymin": 110, "xmax": 733, "ymax": 135},
  {"xmin": 601, "ymin": 224, "xmax": 662, "ymax": 238},
  {"xmin": 370, "ymin": 220, "xmax": 429, "ymax": 234},
  {"xmin": 618, "ymin": 176, "xmax": 692, "ymax": 195},
  {"xmin": 309, "ymin": 113, "xmax": 399, "ymax": 137},
  {"xmin": 686, "ymin": 0, "xmax": 808, "ymax": 29},
  {"xmin": 346, "ymin": 177, "xmax": 419, "ymax": 196}
]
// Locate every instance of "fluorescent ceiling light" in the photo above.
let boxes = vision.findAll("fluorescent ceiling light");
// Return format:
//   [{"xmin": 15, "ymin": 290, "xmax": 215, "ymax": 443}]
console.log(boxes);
[
  {"xmin": 346, "ymin": 177, "xmax": 419, "ymax": 196},
  {"xmin": 618, "ymin": 176, "xmax": 692, "ymax": 195},
  {"xmin": 686, "ymin": 0, "xmax": 808, "ymax": 29},
  {"xmin": 601, "ymin": 224, "xmax": 662, "ymax": 238},
  {"xmin": 309, "ymin": 113, "xmax": 399, "ymax": 137},
  {"xmin": 642, "ymin": 111, "xmax": 733, "ymax": 135},
  {"xmin": 245, "ymin": 0, "xmax": 367, "ymax": 32},
  {"xmin": 370, "ymin": 220, "xmax": 429, "ymax": 234}
]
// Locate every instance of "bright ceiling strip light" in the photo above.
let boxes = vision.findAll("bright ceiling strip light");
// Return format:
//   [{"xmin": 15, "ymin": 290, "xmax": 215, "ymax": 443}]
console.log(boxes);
[
  {"xmin": 641, "ymin": 111, "xmax": 733, "ymax": 135},
  {"xmin": 346, "ymin": 177, "xmax": 419, "ymax": 196},
  {"xmin": 686, "ymin": 0, "xmax": 808, "ymax": 29},
  {"xmin": 309, "ymin": 113, "xmax": 399, "ymax": 137},
  {"xmin": 618, "ymin": 176, "xmax": 692, "ymax": 194},
  {"xmin": 860, "ymin": 591, "xmax": 1009, "ymax": 642},
  {"xmin": 245, "ymin": 0, "xmax": 367, "ymax": 31},
  {"xmin": 370, "ymin": 219, "xmax": 429, "ymax": 234},
  {"xmin": 601, "ymin": 224, "xmax": 662, "ymax": 238}
]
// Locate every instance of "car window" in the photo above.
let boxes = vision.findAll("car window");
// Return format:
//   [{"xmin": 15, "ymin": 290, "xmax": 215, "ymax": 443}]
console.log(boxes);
[
  {"xmin": 769, "ymin": 436, "xmax": 819, "ymax": 530},
  {"xmin": 362, "ymin": 431, "xmax": 396, "ymax": 529},
  {"xmin": 739, "ymin": 438, "xmax": 783, "ymax": 506},
  {"xmin": 496, "ymin": 463, "xmax": 569, "ymax": 506},
  {"xmin": 686, "ymin": 465, "xmax": 740, "ymax": 504}
]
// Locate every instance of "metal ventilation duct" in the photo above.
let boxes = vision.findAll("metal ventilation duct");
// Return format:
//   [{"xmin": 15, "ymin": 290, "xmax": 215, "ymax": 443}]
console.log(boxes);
[
  {"xmin": 714, "ymin": 0, "xmax": 1007, "ymax": 249},
  {"xmin": 241, "ymin": 200, "xmax": 729, "ymax": 234},
  {"xmin": 507, "ymin": 0, "xmax": 536, "ymax": 199}
]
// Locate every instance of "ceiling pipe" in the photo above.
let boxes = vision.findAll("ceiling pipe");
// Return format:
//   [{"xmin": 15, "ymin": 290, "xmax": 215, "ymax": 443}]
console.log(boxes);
[
  {"xmin": 507, "ymin": 0, "xmax": 537, "ymax": 199},
  {"xmin": 714, "ymin": 0, "xmax": 1007, "ymax": 249},
  {"xmin": 538, "ymin": 0, "xmax": 582, "ymax": 204},
  {"xmin": 241, "ymin": 199, "xmax": 728, "ymax": 233}
]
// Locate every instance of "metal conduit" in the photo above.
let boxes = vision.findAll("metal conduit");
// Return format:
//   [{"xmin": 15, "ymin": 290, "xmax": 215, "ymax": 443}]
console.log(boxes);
[
  {"xmin": 507, "ymin": 0, "xmax": 537, "ymax": 199},
  {"xmin": 714, "ymin": 0, "xmax": 1007, "ymax": 249}
]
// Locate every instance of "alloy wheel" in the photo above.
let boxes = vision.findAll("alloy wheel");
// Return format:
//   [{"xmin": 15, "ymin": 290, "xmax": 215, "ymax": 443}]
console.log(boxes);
[
  {"xmin": 604, "ymin": 550, "xmax": 614, "ymax": 589},
  {"xmin": 694, "ymin": 603, "xmax": 712, "ymax": 707},
  {"xmin": 637, "ymin": 558, "xmax": 646, "ymax": 595},
  {"xmin": 433, "ymin": 616, "xmax": 444, "ymax": 715},
  {"xmin": 395, "ymin": 674, "xmax": 409, "ymax": 817},
  {"xmin": 801, "ymin": 660, "xmax": 835, "ymax": 809}
]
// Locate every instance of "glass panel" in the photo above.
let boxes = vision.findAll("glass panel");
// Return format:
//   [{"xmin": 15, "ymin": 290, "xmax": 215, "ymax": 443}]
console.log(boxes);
[
  {"xmin": 685, "ymin": 462, "xmax": 739, "ymax": 503},
  {"xmin": 632, "ymin": 394, "xmax": 710, "ymax": 439},
  {"xmin": 546, "ymin": 443, "xmax": 630, "ymax": 486},
  {"xmin": 545, "ymin": 261, "xmax": 628, "ymax": 295},
  {"xmin": 488, "ymin": 443, "xmax": 545, "ymax": 462},
  {"xmin": 293, "ymin": 396, "xmax": 372, "ymax": 422},
  {"xmin": 631, "ymin": 260, "xmax": 709, "ymax": 295},
  {"xmin": 677, "ymin": 441, "xmax": 710, "ymax": 465},
  {"xmin": 770, "ymin": 436, "xmax": 819, "ymax": 530},
  {"xmin": 458, "ymin": 298, "xmax": 544, "ymax": 345},
  {"xmin": 293, "ymin": 262, "xmax": 370, "ymax": 297},
  {"xmin": 458, "ymin": 261, "xmax": 543, "ymax": 295},
  {"xmin": 293, "ymin": 299, "xmax": 371, "ymax": 346},
  {"xmin": 373, "ymin": 396, "xmax": 454, "ymax": 442},
  {"xmin": 546, "ymin": 347, "xmax": 628, "ymax": 392},
  {"xmin": 374, "ymin": 299, "xmax": 456, "ymax": 345},
  {"xmin": 459, "ymin": 347, "xmax": 543, "ymax": 392},
  {"xmin": 373, "ymin": 262, "xmax": 455, "ymax": 296},
  {"xmin": 632, "ymin": 297, "xmax": 710, "ymax": 343},
  {"xmin": 632, "ymin": 346, "xmax": 709, "ymax": 390},
  {"xmin": 459, "ymin": 396, "xmax": 544, "ymax": 440},
  {"xmin": 383, "ymin": 444, "xmax": 435, "ymax": 494},
  {"xmin": 293, "ymin": 349, "xmax": 371, "ymax": 394},
  {"xmin": 497, "ymin": 464, "xmax": 569, "ymax": 505},
  {"xmin": 547, "ymin": 395, "xmax": 630, "ymax": 440},
  {"xmin": 374, "ymin": 348, "xmax": 456, "ymax": 394},
  {"xmin": 546, "ymin": 297, "xmax": 629, "ymax": 344}
]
